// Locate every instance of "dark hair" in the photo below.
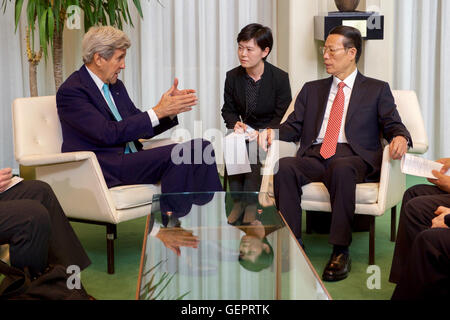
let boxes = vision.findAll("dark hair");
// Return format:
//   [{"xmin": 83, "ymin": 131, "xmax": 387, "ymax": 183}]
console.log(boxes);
[
  {"xmin": 237, "ymin": 23, "xmax": 273, "ymax": 60},
  {"xmin": 238, "ymin": 238, "xmax": 274, "ymax": 272},
  {"xmin": 329, "ymin": 25, "xmax": 362, "ymax": 63}
]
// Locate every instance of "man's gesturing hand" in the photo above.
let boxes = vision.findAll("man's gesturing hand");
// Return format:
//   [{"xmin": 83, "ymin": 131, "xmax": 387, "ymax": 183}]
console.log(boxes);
[{"xmin": 153, "ymin": 78, "xmax": 198, "ymax": 119}]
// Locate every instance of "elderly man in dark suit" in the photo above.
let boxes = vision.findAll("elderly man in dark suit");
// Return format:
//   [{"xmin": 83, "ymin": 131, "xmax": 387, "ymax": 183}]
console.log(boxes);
[
  {"xmin": 57, "ymin": 26, "xmax": 222, "ymax": 193},
  {"xmin": 390, "ymin": 158, "xmax": 450, "ymax": 299},
  {"xmin": 259, "ymin": 26, "xmax": 412, "ymax": 282}
]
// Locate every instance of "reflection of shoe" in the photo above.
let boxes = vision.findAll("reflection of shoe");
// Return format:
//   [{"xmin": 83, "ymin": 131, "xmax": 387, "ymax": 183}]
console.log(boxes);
[
  {"xmin": 228, "ymin": 202, "xmax": 244, "ymax": 224},
  {"xmin": 296, "ymin": 237, "xmax": 306, "ymax": 251},
  {"xmin": 322, "ymin": 253, "xmax": 351, "ymax": 282},
  {"xmin": 243, "ymin": 204, "xmax": 257, "ymax": 224}
]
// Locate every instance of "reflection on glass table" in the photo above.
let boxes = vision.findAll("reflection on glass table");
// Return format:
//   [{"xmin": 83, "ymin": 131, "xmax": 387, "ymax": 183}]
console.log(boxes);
[{"xmin": 137, "ymin": 192, "xmax": 331, "ymax": 300}]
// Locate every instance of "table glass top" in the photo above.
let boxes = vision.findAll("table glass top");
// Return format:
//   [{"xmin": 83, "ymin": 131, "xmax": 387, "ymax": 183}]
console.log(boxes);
[{"xmin": 137, "ymin": 192, "xmax": 330, "ymax": 300}]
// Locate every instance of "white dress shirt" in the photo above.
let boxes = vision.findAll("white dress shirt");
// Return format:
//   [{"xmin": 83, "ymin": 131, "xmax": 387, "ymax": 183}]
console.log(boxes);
[
  {"xmin": 315, "ymin": 68, "xmax": 358, "ymax": 145},
  {"xmin": 86, "ymin": 66, "xmax": 160, "ymax": 127}
]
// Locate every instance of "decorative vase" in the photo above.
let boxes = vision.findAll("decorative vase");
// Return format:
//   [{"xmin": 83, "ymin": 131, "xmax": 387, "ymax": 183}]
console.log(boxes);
[{"xmin": 334, "ymin": 0, "xmax": 360, "ymax": 12}]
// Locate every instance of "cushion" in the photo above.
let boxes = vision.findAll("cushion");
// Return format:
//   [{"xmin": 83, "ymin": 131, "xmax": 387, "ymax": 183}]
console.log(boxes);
[
  {"xmin": 302, "ymin": 182, "xmax": 379, "ymax": 204},
  {"xmin": 109, "ymin": 184, "xmax": 161, "ymax": 210}
]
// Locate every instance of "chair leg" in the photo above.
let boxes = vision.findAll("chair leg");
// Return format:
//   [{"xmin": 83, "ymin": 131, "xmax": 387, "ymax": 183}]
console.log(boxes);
[
  {"xmin": 223, "ymin": 167, "xmax": 228, "ymax": 192},
  {"xmin": 369, "ymin": 216, "xmax": 375, "ymax": 265},
  {"xmin": 106, "ymin": 224, "xmax": 117, "ymax": 274},
  {"xmin": 391, "ymin": 206, "xmax": 397, "ymax": 242},
  {"xmin": 306, "ymin": 211, "xmax": 313, "ymax": 234}
]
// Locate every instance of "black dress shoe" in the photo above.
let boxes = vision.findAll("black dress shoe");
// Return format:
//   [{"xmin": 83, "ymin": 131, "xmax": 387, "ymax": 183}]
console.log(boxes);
[{"xmin": 322, "ymin": 253, "xmax": 351, "ymax": 282}]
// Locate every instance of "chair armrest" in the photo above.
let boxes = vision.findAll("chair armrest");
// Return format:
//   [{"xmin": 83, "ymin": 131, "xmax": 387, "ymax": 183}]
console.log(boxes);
[
  {"xmin": 17, "ymin": 152, "xmax": 96, "ymax": 167},
  {"xmin": 261, "ymin": 140, "xmax": 299, "ymax": 176},
  {"xmin": 377, "ymin": 145, "xmax": 406, "ymax": 213},
  {"xmin": 259, "ymin": 140, "xmax": 299, "ymax": 206}
]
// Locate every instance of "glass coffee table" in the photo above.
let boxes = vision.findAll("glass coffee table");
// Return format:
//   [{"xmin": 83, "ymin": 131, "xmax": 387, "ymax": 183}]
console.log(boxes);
[{"xmin": 136, "ymin": 192, "xmax": 331, "ymax": 300}]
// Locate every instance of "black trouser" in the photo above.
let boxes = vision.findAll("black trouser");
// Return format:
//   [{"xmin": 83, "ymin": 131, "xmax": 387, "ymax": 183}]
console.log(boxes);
[
  {"xmin": 389, "ymin": 184, "xmax": 450, "ymax": 285},
  {"xmin": 0, "ymin": 180, "xmax": 91, "ymax": 275},
  {"xmin": 274, "ymin": 144, "xmax": 369, "ymax": 246},
  {"xmin": 391, "ymin": 227, "xmax": 450, "ymax": 299}
]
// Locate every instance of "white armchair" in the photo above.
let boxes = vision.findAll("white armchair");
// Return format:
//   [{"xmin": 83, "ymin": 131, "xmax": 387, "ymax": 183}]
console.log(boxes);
[
  {"xmin": 259, "ymin": 90, "xmax": 428, "ymax": 264},
  {"xmin": 12, "ymin": 96, "xmax": 178, "ymax": 274}
]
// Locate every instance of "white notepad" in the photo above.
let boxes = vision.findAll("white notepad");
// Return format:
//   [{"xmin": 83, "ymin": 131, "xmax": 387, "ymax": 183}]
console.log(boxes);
[
  {"xmin": 401, "ymin": 154, "xmax": 449, "ymax": 179},
  {"xmin": 0, "ymin": 176, "xmax": 24, "ymax": 194},
  {"xmin": 224, "ymin": 133, "xmax": 252, "ymax": 176}
]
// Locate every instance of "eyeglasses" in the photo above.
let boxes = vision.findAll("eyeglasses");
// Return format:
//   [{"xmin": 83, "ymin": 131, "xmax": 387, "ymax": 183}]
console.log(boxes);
[{"xmin": 320, "ymin": 46, "xmax": 348, "ymax": 56}]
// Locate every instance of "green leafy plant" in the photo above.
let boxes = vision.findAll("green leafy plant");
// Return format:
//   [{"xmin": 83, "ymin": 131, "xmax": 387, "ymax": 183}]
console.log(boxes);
[
  {"xmin": 140, "ymin": 258, "xmax": 190, "ymax": 300},
  {"xmin": 2, "ymin": 0, "xmax": 152, "ymax": 95}
]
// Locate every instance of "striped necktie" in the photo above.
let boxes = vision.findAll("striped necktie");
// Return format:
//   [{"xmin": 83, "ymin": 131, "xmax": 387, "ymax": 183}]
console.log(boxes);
[
  {"xmin": 102, "ymin": 84, "xmax": 138, "ymax": 154},
  {"xmin": 320, "ymin": 82, "xmax": 346, "ymax": 159}
]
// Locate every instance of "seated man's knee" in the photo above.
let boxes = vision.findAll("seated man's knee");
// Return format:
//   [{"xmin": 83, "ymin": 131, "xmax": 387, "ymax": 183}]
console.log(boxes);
[
  {"xmin": 275, "ymin": 158, "xmax": 298, "ymax": 179},
  {"xmin": 327, "ymin": 159, "xmax": 355, "ymax": 178},
  {"xmin": 14, "ymin": 200, "xmax": 51, "ymax": 234},
  {"xmin": 402, "ymin": 185, "xmax": 427, "ymax": 202},
  {"xmin": 22, "ymin": 180, "xmax": 54, "ymax": 198},
  {"xmin": 414, "ymin": 229, "xmax": 444, "ymax": 251}
]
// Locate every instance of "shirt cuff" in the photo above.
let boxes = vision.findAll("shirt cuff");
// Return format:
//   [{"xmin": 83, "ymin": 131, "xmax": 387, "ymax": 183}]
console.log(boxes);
[{"xmin": 147, "ymin": 109, "xmax": 160, "ymax": 127}]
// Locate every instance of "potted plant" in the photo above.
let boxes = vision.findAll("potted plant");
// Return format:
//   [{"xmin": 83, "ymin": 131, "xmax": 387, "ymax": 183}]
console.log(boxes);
[{"xmin": 2, "ymin": 0, "xmax": 147, "ymax": 95}]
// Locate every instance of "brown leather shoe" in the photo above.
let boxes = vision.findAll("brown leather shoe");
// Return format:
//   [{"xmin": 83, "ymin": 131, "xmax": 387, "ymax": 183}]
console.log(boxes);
[{"xmin": 322, "ymin": 253, "xmax": 351, "ymax": 282}]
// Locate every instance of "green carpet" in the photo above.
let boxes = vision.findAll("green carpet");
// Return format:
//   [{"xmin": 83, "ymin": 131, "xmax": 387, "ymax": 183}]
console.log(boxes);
[{"xmin": 72, "ymin": 175, "xmax": 429, "ymax": 300}]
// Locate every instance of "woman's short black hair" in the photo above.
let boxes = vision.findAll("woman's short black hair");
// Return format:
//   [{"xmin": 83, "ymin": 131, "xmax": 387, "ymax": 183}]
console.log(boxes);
[
  {"xmin": 237, "ymin": 23, "xmax": 273, "ymax": 60},
  {"xmin": 329, "ymin": 25, "xmax": 363, "ymax": 63}
]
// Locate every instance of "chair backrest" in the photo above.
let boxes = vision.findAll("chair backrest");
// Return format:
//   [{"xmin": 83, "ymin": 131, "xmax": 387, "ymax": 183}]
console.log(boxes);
[
  {"xmin": 280, "ymin": 90, "xmax": 299, "ymax": 124},
  {"xmin": 391, "ymin": 90, "xmax": 428, "ymax": 154},
  {"xmin": 12, "ymin": 96, "xmax": 62, "ymax": 161},
  {"xmin": 280, "ymin": 89, "xmax": 428, "ymax": 155}
]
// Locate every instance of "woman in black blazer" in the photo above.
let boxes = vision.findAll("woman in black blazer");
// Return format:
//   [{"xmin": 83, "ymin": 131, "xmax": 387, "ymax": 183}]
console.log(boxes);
[{"xmin": 221, "ymin": 24, "xmax": 292, "ymax": 224}]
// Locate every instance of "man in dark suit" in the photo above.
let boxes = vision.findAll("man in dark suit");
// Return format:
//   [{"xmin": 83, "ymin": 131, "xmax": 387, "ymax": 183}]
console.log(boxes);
[
  {"xmin": 259, "ymin": 26, "xmax": 412, "ymax": 282},
  {"xmin": 57, "ymin": 26, "xmax": 222, "ymax": 193},
  {"xmin": 0, "ymin": 168, "xmax": 90, "ymax": 277},
  {"xmin": 390, "ymin": 158, "xmax": 450, "ymax": 299}
]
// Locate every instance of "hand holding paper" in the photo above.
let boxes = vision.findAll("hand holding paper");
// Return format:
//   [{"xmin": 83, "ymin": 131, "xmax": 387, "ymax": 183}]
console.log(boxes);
[
  {"xmin": 0, "ymin": 168, "xmax": 23, "ymax": 193},
  {"xmin": 436, "ymin": 158, "xmax": 450, "ymax": 174},
  {"xmin": 401, "ymin": 154, "xmax": 449, "ymax": 179},
  {"xmin": 0, "ymin": 168, "xmax": 13, "ymax": 192}
]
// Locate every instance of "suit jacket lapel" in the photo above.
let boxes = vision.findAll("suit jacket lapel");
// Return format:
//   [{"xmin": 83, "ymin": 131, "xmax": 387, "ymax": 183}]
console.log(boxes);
[
  {"xmin": 314, "ymin": 77, "xmax": 333, "ymax": 137},
  {"xmin": 79, "ymin": 65, "xmax": 116, "ymax": 119},
  {"xmin": 345, "ymin": 72, "xmax": 367, "ymax": 127}
]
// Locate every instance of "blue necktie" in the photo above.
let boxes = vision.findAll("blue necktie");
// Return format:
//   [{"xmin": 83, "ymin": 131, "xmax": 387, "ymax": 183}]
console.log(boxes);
[{"xmin": 102, "ymin": 84, "xmax": 138, "ymax": 154}]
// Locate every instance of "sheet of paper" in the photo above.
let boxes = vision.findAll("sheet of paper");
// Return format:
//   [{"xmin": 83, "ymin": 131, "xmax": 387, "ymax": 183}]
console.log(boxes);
[
  {"xmin": 401, "ymin": 154, "xmax": 448, "ymax": 179},
  {"xmin": 224, "ymin": 133, "xmax": 252, "ymax": 176},
  {"xmin": 0, "ymin": 176, "xmax": 24, "ymax": 194}
]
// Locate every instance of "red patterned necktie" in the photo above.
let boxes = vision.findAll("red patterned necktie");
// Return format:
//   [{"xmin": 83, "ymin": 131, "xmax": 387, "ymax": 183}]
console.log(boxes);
[{"xmin": 320, "ymin": 82, "xmax": 346, "ymax": 159}]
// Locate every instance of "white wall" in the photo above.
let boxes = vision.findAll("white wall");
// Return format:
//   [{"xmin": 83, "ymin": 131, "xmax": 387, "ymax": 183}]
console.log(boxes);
[{"xmin": 277, "ymin": 0, "xmax": 395, "ymax": 95}]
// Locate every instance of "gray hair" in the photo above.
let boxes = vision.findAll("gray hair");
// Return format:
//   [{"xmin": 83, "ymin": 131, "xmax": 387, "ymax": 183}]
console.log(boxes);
[{"xmin": 82, "ymin": 26, "xmax": 131, "ymax": 64}]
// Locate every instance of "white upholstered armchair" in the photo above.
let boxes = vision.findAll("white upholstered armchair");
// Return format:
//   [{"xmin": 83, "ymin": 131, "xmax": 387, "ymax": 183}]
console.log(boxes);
[
  {"xmin": 259, "ymin": 90, "xmax": 428, "ymax": 264},
  {"xmin": 12, "ymin": 96, "xmax": 178, "ymax": 274}
]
